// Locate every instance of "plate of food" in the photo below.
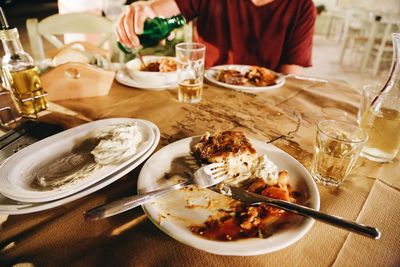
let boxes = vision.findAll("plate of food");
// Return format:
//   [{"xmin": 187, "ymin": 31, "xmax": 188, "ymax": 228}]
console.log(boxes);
[
  {"xmin": 0, "ymin": 118, "xmax": 156, "ymax": 203},
  {"xmin": 119, "ymin": 55, "xmax": 178, "ymax": 90},
  {"xmin": 0, "ymin": 121, "xmax": 160, "ymax": 215},
  {"xmin": 204, "ymin": 65, "xmax": 285, "ymax": 92},
  {"xmin": 138, "ymin": 130, "xmax": 319, "ymax": 256}
]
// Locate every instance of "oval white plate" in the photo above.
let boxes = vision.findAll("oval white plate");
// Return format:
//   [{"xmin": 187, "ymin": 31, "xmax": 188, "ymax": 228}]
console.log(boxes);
[
  {"xmin": 0, "ymin": 121, "xmax": 160, "ymax": 215},
  {"xmin": 204, "ymin": 65, "xmax": 285, "ymax": 92},
  {"xmin": 115, "ymin": 69, "xmax": 177, "ymax": 91},
  {"xmin": 0, "ymin": 118, "xmax": 155, "ymax": 203},
  {"xmin": 138, "ymin": 136, "xmax": 320, "ymax": 256}
]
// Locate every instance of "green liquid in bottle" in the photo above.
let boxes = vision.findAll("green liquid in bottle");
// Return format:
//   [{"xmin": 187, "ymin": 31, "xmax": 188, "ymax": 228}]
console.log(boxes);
[{"xmin": 118, "ymin": 15, "xmax": 186, "ymax": 52}]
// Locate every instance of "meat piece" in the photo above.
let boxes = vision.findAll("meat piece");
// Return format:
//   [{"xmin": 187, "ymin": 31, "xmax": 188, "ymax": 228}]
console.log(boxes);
[
  {"xmin": 245, "ymin": 66, "xmax": 277, "ymax": 86},
  {"xmin": 216, "ymin": 70, "xmax": 248, "ymax": 85}
]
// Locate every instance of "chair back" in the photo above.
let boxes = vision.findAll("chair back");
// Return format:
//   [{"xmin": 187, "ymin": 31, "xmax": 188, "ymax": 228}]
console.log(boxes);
[{"xmin": 26, "ymin": 12, "xmax": 115, "ymax": 61}]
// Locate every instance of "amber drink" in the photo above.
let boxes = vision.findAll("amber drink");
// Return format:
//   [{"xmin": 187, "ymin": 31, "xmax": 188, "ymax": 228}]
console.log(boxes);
[
  {"xmin": 178, "ymin": 78, "xmax": 203, "ymax": 103},
  {"xmin": 360, "ymin": 106, "xmax": 400, "ymax": 162},
  {"xmin": 176, "ymin": 42, "xmax": 205, "ymax": 103},
  {"xmin": 311, "ymin": 120, "xmax": 367, "ymax": 187},
  {"xmin": 358, "ymin": 33, "xmax": 400, "ymax": 162},
  {"xmin": 0, "ymin": 14, "xmax": 48, "ymax": 117}
]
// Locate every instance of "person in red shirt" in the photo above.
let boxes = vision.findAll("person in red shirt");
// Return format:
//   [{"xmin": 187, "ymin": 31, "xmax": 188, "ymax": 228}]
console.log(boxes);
[{"xmin": 116, "ymin": 0, "xmax": 316, "ymax": 74}]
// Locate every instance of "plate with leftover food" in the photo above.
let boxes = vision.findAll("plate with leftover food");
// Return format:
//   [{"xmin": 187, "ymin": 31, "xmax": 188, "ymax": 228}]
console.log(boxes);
[
  {"xmin": 0, "ymin": 118, "xmax": 155, "ymax": 203},
  {"xmin": 0, "ymin": 121, "xmax": 160, "ymax": 215},
  {"xmin": 119, "ymin": 55, "xmax": 178, "ymax": 89},
  {"xmin": 138, "ymin": 130, "xmax": 319, "ymax": 256},
  {"xmin": 204, "ymin": 65, "xmax": 285, "ymax": 92}
]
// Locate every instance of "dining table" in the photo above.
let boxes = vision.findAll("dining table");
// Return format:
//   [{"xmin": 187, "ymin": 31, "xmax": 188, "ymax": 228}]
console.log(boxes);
[{"xmin": 0, "ymin": 76, "xmax": 399, "ymax": 266}]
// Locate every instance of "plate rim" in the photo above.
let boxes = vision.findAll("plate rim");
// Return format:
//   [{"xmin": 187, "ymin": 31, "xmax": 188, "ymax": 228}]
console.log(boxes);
[
  {"xmin": 115, "ymin": 70, "xmax": 177, "ymax": 91},
  {"xmin": 0, "ymin": 118, "xmax": 155, "ymax": 203},
  {"xmin": 204, "ymin": 64, "xmax": 285, "ymax": 92},
  {"xmin": 0, "ymin": 120, "xmax": 161, "ymax": 215},
  {"xmin": 138, "ymin": 136, "xmax": 320, "ymax": 256}
]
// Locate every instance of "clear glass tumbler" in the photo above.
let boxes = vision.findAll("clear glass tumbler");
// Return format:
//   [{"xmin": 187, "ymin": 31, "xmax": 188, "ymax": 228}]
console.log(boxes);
[
  {"xmin": 175, "ymin": 42, "xmax": 206, "ymax": 103},
  {"xmin": 311, "ymin": 120, "xmax": 368, "ymax": 187}
]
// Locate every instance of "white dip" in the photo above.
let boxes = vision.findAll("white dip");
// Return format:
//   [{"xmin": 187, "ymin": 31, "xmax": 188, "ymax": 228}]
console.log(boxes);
[
  {"xmin": 91, "ymin": 123, "xmax": 143, "ymax": 165},
  {"xmin": 251, "ymin": 155, "xmax": 279, "ymax": 185}
]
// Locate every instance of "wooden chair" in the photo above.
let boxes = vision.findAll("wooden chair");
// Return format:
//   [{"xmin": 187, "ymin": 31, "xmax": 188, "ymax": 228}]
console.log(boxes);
[
  {"xmin": 26, "ymin": 12, "xmax": 117, "ymax": 62},
  {"xmin": 338, "ymin": 9, "xmax": 374, "ymax": 67},
  {"xmin": 370, "ymin": 22, "xmax": 399, "ymax": 75}
]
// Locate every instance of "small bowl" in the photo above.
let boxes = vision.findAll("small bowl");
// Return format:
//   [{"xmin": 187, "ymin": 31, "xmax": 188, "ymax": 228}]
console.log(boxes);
[{"xmin": 125, "ymin": 55, "xmax": 178, "ymax": 87}]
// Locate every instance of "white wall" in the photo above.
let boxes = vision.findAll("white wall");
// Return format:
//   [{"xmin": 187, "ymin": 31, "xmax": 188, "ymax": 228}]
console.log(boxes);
[{"xmin": 314, "ymin": 0, "xmax": 400, "ymax": 14}]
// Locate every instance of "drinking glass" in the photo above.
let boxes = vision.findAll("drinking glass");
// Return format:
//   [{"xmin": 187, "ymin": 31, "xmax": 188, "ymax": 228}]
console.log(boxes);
[
  {"xmin": 357, "ymin": 84, "xmax": 380, "ymax": 124},
  {"xmin": 311, "ymin": 120, "xmax": 368, "ymax": 187},
  {"xmin": 359, "ymin": 93, "xmax": 400, "ymax": 162},
  {"xmin": 175, "ymin": 42, "xmax": 206, "ymax": 103}
]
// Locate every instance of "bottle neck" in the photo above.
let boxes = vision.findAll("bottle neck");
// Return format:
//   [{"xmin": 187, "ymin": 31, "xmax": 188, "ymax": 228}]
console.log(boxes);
[
  {"xmin": 166, "ymin": 15, "xmax": 186, "ymax": 29},
  {"xmin": 381, "ymin": 33, "xmax": 400, "ymax": 95},
  {"xmin": 0, "ymin": 28, "xmax": 24, "ymax": 55}
]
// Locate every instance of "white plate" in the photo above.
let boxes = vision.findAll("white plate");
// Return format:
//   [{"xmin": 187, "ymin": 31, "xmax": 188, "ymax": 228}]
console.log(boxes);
[
  {"xmin": 138, "ymin": 137, "xmax": 320, "ymax": 256},
  {"xmin": 204, "ymin": 65, "xmax": 285, "ymax": 92},
  {"xmin": 115, "ymin": 69, "xmax": 177, "ymax": 91},
  {"xmin": 0, "ymin": 118, "xmax": 155, "ymax": 203},
  {"xmin": 125, "ymin": 55, "xmax": 178, "ymax": 86},
  {"xmin": 0, "ymin": 121, "xmax": 160, "ymax": 215}
]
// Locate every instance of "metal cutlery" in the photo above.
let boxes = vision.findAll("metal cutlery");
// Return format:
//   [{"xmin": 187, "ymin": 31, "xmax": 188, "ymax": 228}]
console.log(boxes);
[
  {"xmin": 219, "ymin": 184, "xmax": 381, "ymax": 240},
  {"xmin": 84, "ymin": 163, "xmax": 228, "ymax": 221}
]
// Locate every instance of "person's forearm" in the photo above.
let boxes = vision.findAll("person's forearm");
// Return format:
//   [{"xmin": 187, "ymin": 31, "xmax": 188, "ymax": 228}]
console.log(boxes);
[
  {"xmin": 279, "ymin": 64, "xmax": 303, "ymax": 75},
  {"xmin": 148, "ymin": 0, "xmax": 181, "ymax": 17}
]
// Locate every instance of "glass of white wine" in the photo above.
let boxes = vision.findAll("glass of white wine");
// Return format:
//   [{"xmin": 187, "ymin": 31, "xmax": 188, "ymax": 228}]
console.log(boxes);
[
  {"xmin": 311, "ymin": 120, "xmax": 368, "ymax": 187},
  {"xmin": 175, "ymin": 43, "xmax": 206, "ymax": 104}
]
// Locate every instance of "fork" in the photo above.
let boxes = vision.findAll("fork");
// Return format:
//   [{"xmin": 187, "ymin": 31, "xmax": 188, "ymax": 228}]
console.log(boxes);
[
  {"xmin": 219, "ymin": 185, "xmax": 381, "ymax": 240},
  {"xmin": 84, "ymin": 163, "xmax": 228, "ymax": 221}
]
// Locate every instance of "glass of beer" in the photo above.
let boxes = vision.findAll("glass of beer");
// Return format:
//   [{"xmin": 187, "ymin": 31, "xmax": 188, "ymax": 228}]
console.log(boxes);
[
  {"xmin": 359, "ymin": 93, "xmax": 400, "ymax": 162},
  {"xmin": 311, "ymin": 120, "xmax": 368, "ymax": 187},
  {"xmin": 175, "ymin": 42, "xmax": 206, "ymax": 103}
]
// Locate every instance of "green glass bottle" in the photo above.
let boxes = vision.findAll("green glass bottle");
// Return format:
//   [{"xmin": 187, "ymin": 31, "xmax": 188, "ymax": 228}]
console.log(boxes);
[{"xmin": 118, "ymin": 15, "xmax": 186, "ymax": 53}]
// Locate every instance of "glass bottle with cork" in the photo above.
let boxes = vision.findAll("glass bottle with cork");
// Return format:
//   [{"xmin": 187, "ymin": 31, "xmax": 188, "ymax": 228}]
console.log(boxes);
[
  {"xmin": 118, "ymin": 15, "xmax": 186, "ymax": 53},
  {"xmin": 0, "ymin": 7, "xmax": 48, "ymax": 117}
]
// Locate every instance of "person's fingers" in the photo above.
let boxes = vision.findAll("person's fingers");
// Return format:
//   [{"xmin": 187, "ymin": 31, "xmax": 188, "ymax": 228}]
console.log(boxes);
[
  {"xmin": 123, "ymin": 7, "xmax": 140, "ymax": 46},
  {"xmin": 116, "ymin": 14, "xmax": 134, "ymax": 47},
  {"xmin": 124, "ymin": 6, "xmax": 140, "ymax": 46},
  {"xmin": 133, "ymin": 6, "xmax": 146, "ymax": 35}
]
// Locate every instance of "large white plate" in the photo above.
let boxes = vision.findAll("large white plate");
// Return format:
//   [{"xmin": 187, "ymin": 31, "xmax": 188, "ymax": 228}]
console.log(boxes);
[
  {"xmin": 0, "ymin": 120, "xmax": 160, "ymax": 215},
  {"xmin": 115, "ymin": 69, "xmax": 177, "ymax": 91},
  {"xmin": 0, "ymin": 118, "xmax": 155, "ymax": 203},
  {"xmin": 204, "ymin": 65, "xmax": 285, "ymax": 93},
  {"xmin": 138, "ymin": 136, "xmax": 320, "ymax": 256}
]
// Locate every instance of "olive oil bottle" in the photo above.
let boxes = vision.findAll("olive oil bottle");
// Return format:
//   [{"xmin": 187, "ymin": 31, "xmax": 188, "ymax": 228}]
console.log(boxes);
[{"xmin": 0, "ymin": 7, "xmax": 48, "ymax": 117}]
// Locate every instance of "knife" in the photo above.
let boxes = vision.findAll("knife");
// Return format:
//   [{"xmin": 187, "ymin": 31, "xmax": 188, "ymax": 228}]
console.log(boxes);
[
  {"xmin": 217, "ymin": 184, "xmax": 381, "ymax": 240},
  {"xmin": 284, "ymin": 74, "xmax": 328, "ymax": 83}
]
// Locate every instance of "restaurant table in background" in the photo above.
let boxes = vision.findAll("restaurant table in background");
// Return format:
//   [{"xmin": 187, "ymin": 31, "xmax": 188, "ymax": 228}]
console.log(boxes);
[{"xmin": 0, "ymin": 78, "xmax": 399, "ymax": 266}]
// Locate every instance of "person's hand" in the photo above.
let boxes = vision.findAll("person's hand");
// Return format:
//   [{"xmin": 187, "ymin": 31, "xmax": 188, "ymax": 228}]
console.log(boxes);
[{"xmin": 116, "ymin": 1, "xmax": 157, "ymax": 49}]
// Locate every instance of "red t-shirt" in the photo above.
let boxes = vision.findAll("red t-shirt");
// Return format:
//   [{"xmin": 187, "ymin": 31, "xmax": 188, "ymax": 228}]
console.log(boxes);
[{"xmin": 174, "ymin": 0, "xmax": 316, "ymax": 70}]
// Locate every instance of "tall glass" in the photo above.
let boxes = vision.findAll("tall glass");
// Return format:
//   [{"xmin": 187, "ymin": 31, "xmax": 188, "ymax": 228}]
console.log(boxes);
[
  {"xmin": 175, "ymin": 42, "xmax": 205, "ymax": 103},
  {"xmin": 311, "ymin": 120, "xmax": 368, "ymax": 187}
]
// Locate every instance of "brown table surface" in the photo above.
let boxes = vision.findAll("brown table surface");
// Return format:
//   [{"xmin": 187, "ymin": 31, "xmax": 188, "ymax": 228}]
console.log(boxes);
[{"xmin": 0, "ymin": 78, "xmax": 399, "ymax": 267}]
